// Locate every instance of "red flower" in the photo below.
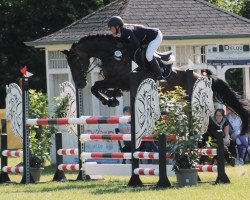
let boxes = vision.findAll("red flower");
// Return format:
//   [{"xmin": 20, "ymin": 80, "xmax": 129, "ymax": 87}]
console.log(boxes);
[{"xmin": 162, "ymin": 115, "xmax": 168, "ymax": 121}]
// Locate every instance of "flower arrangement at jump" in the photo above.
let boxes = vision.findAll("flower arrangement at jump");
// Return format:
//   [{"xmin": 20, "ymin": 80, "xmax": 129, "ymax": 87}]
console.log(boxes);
[{"xmin": 154, "ymin": 86, "xmax": 202, "ymax": 186}]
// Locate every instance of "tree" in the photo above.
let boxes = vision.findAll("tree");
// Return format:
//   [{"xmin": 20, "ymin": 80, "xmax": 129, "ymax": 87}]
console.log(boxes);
[
  {"xmin": 209, "ymin": 0, "xmax": 245, "ymax": 14},
  {"xmin": 241, "ymin": 0, "xmax": 250, "ymax": 19},
  {"xmin": 0, "ymin": 0, "xmax": 107, "ymax": 108}
]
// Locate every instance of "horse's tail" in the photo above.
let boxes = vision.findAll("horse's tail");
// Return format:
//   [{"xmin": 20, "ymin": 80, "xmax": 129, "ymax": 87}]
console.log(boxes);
[{"xmin": 210, "ymin": 75, "xmax": 250, "ymax": 134}]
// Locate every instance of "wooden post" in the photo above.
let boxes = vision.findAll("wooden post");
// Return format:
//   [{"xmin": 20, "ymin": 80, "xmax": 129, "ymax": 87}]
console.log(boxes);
[
  {"xmin": 53, "ymin": 132, "xmax": 66, "ymax": 181},
  {"xmin": 128, "ymin": 71, "xmax": 142, "ymax": 186},
  {"xmin": 76, "ymin": 88, "xmax": 90, "ymax": 181},
  {"xmin": 0, "ymin": 119, "xmax": 11, "ymax": 183},
  {"xmin": 157, "ymin": 133, "xmax": 171, "ymax": 187},
  {"xmin": 20, "ymin": 77, "xmax": 34, "ymax": 184},
  {"xmin": 215, "ymin": 130, "xmax": 230, "ymax": 184}
]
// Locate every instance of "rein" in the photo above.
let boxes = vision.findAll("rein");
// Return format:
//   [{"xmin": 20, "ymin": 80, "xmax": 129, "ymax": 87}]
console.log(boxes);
[
  {"xmin": 86, "ymin": 51, "xmax": 117, "ymax": 76},
  {"xmin": 86, "ymin": 58, "xmax": 98, "ymax": 73}
]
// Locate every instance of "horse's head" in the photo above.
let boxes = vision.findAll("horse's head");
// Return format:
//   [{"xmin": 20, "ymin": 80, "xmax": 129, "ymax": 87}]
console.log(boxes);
[
  {"xmin": 62, "ymin": 48, "xmax": 88, "ymax": 88},
  {"xmin": 63, "ymin": 35, "xmax": 120, "ymax": 88}
]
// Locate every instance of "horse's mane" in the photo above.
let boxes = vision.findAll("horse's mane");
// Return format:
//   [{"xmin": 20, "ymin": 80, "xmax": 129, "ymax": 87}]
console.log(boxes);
[{"xmin": 72, "ymin": 34, "xmax": 115, "ymax": 48}]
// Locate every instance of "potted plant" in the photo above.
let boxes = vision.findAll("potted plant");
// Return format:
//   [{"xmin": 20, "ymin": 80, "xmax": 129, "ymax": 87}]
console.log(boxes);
[
  {"xmin": 28, "ymin": 90, "xmax": 68, "ymax": 182},
  {"xmin": 154, "ymin": 86, "xmax": 201, "ymax": 187}
]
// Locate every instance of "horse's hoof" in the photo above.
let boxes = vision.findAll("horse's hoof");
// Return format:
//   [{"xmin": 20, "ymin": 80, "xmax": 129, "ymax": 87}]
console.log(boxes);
[
  {"xmin": 114, "ymin": 89, "xmax": 123, "ymax": 97},
  {"xmin": 101, "ymin": 100, "xmax": 109, "ymax": 106},
  {"xmin": 107, "ymin": 98, "xmax": 119, "ymax": 107}
]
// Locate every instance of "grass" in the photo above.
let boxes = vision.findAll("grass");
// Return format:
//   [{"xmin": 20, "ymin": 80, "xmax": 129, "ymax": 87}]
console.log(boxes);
[{"xmin": 0, "ymin": 158, "xmax": 250, "ymax": 200}]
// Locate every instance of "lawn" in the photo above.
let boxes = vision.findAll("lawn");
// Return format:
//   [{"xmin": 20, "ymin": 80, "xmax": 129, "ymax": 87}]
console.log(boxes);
[{"xmin": 0, "ymin": 159, "xmax": 249, "ymax": 200}]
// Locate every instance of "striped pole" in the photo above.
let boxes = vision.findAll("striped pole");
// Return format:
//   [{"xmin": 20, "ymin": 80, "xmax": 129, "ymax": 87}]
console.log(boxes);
[
  {"xmin": 80, "ymin": 134, "xmax": 131, "ymax": 142},
  {"xmin": 58, "ymin": 164, "xmax": 79, "ymax": 171},
  {"xmin": 77, "ymin": 150, "xmax": 216, "ymax": 160},
  {"xmin": 198, "ymin": 148, "xmax": 217, "ymax": 156},
  {"xmin": 81, "ymin": 152, "xmax": 131, "ymax": 160},
  {"xmin": 80, "ymin": 134, "xmax": 176, "ymax": 142},
  {"xmin": 26, "ymin": 115, "xmax": 131, "ymax": 125},
  {"xmin": 57, "ymin": 148, "xmax": 78, "ymax": 156},
  {"xmin": 2, "ymin": 150, "xmax": 23, "ymax": 157},
  {"xmin": 2, "ymin": 166, "xmax": 24, "ymax": 173},
  {"xmin": 133, "ymin": 151, "xmax": 173, "ymax": 160},
  {"xmin": 197, "ymin": 165, "xmax": 217, "ymax": 172},
  {"xmin": 134, "ymin": 168, "xmax": 159, "ymax": 176},
  {"xmin": 81, "ymin": 151, "xmax": 174, "ymax": 160}
]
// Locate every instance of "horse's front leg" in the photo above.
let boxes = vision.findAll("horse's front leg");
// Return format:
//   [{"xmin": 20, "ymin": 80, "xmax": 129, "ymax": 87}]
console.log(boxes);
[
  {"xmin": 91, "ymin": 80, "xmax": 120, "ymax": 107},
  {"xmin": 103, "ymin": 88, "xmax": 123, "ymax": 99}
]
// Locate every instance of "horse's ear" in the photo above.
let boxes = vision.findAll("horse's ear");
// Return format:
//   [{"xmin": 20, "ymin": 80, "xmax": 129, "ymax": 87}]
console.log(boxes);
[{"xmin": 61, "ymin": 50, "xmax": 69, "ymax": 55}]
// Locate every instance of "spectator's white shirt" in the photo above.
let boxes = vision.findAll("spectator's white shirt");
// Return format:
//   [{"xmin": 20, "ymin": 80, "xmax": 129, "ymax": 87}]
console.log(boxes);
[{"xmin": 226, "ymin": 113, "xmax": 242, "ymax": 141}]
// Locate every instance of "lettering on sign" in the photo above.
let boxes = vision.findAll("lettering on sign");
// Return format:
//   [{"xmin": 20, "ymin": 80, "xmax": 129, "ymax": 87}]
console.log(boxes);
[{"xmin": 206, "ymin": 44, "xmax": 250, "ymax": 66}]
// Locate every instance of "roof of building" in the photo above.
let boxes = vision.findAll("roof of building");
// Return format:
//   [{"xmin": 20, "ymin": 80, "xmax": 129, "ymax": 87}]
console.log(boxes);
[{"xmin": 26, "ymin": 0, "xmax": 250, "ymax": 46}]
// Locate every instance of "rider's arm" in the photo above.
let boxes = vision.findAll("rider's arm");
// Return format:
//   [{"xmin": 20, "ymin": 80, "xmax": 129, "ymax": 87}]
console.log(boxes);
[
  {"xmin": 120, "ymin": 28, "xmax": 140, "ymax": 50},
  {"xmin": 223, "ymin": 124, "xmax": 230, "ymax": 146}
]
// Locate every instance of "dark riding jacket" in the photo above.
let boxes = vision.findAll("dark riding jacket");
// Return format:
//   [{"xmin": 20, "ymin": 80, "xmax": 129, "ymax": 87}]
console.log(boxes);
[
  {"xmin": 117, "ymin": 26, "xmax": 159, "ymax": 50},
  {"xmin": 201, "ymin": 116, "xmax": 229, "ymax": 147}
]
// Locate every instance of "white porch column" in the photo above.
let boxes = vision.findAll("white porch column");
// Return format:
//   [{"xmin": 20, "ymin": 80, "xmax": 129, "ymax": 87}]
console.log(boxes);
[
  {"xmin": 243, "ymin": 67, "xmax": 250, "ymax": 99},
  {"xmin": 91, "ymin": 71, "xmax": 100, "ymax": 115},
  {"xmin": 171, "ymin": 45, "xmax": 177, "ymax": 67},
  {"xmin": 194, "ymin": 46, "xmax": 202, "ymax": 74},
  {"xmin": 214, "ymin": 65, "xmax": 226, "ymax": 109}
]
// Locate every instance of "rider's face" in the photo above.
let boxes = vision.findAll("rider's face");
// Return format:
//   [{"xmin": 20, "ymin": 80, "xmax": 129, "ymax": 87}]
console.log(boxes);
[
  {"xmin": 109, "ymin": 26, "xmax": 116, "ymax": 34},
  {"xmin": 109, "ymin": 26, "xmax": 119, "ymax": 35}
]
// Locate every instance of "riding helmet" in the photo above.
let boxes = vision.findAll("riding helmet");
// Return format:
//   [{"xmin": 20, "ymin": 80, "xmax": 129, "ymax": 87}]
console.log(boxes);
[{"xmin": 107, "ymin": 16, "xmax": 124, "ymax": 27}]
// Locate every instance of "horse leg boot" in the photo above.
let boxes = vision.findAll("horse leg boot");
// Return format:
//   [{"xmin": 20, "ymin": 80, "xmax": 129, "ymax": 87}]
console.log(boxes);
[{"xmin": 149, "ymin": 57, "xmax": 166, "ymax": 82}]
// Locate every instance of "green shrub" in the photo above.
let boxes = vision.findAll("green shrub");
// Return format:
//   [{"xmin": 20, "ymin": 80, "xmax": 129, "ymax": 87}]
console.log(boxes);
[
  {"xmin": 154, "ymin": 86, "xmax": 201, "ymax": 171},
  {"xmin": 29, "ymin": 90, "xmax": 68, "ymax": 168}
]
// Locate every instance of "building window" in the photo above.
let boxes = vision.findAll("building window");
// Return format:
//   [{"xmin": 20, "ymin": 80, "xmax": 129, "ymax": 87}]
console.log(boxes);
[
  {"xmin": 201, "ymin": 46, "xmax": 206, "ymax": 63},
  {"xmin": 48, "ymin": 51, "xmax": 68, "ymax": 69},
  {"xmin": 175, "ymin": 45, "xmax": 207, "ymax": 66}
]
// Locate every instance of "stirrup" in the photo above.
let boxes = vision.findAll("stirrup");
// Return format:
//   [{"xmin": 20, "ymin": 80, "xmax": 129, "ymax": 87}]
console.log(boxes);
[{"xmin": 157, "ymin": 76, "xmax": 167, "ymax": 83}]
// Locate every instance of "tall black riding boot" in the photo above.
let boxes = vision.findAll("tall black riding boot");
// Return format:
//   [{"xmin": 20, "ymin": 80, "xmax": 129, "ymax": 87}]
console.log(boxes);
[{"xmin": 149, "ymin": 58, "xmax": 166, "ymax": 82}]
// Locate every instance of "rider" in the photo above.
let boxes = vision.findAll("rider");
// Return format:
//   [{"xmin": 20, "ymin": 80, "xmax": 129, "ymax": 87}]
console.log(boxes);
[{"xmin": 107, "ymin": 16, "xmax": 165, "ymax": 82}]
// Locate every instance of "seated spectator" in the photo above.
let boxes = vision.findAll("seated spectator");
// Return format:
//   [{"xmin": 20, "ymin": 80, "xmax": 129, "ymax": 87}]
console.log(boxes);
[
  {"xmin": 118, "ymin": 106, "xmax": 158, "ymax": 164},
  {"xmin": 118, "ymin": 106, "xmax": 132, "ymax": 153},
  {"xmin": 226, "ymin": 109, "xmax": 242, "ymax": 158},
  {"xmin": 201, "ymin": 108, "xmax": 235, "ymax": 166},
  {"xmin": 236, "ymin": 132, "xmax": 250, "ymax": 165}
]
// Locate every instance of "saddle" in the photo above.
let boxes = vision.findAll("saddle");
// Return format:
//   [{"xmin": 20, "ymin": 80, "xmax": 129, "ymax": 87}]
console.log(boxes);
[
  {"xmin": 134, "ymin": 47, "xmax": 174, "ymax": 78},
  {"xmin": 155, "ymin": 51, "xmax": 173, "ymax": 62}
]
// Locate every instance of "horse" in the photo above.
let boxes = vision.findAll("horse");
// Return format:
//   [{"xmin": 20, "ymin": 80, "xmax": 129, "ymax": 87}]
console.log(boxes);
[{"xmin": 62, "ymin": 34, "xmax": 250, "ymax": 134}]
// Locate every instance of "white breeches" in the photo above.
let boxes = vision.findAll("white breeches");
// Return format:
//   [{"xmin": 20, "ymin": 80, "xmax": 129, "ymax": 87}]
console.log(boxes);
[{"xmin": 146, "ymin": 31, "xmax": 163, "ymax": 62}]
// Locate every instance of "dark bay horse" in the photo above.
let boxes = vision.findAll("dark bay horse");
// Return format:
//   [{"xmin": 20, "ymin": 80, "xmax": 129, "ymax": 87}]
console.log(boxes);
[{"xmin": 63, "ymin": 34, "xmax": 250, "ymax": 134}]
